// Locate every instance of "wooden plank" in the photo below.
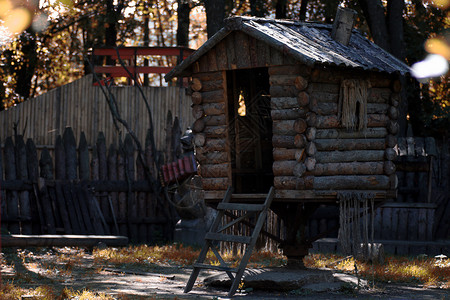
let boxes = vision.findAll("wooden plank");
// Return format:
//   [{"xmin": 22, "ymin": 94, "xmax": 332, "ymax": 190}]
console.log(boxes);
[
  {"xmin": 215, "ymin": 41, "xmax": 228, "ymax": 70},
  {"xmin": 74, "ymin": 184, "xmax": 95, "ymax": 234},
  {"xmin": 4, "ymin": 137, "xmax": 20, "ymax": 234},
  {"xmin": 54, "ymin": 181, "xmax": 76, "ymax": 234},
  {"xmin": 217, "ymin": 203, "xmax": 265, "ymax": 212},
  {"xmin": 205, "ymin": 232, "xmax": 252, "ymax": 244},
  {"xmin": 234, "ymin": 31, "xmax": 251, "ymax": 69},
  {"xmin": 15, "ymin": 135, "xmax": 32, "ymax": 234},
  {"xmin": 1, "ymin": 234, "xmax": 128, "ymax": 247},
  {"xmin": 225, "ymin": 34, "xmax": 237, "ymax": 69}
]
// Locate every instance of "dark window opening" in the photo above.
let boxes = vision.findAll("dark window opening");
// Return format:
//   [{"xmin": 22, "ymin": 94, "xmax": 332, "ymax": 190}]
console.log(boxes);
[{"xmin": 227, "ymin": 68, "xmax": 273, "ymax": 194}]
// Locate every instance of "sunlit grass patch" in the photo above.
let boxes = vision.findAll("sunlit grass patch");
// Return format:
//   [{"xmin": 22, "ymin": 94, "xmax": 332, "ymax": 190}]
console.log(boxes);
[
  {"xmin": 304, "ymin": 253, "xmax": 450, "ymax": 287},
  {"xmin": 93, "ymin": 244, "xmax": 285, "ymax": 269}
]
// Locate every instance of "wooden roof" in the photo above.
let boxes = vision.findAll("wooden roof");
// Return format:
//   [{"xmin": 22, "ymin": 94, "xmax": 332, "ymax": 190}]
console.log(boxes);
[{"xmin": 166, "ymin": 16, "xmax": 411, "ymax": 80}]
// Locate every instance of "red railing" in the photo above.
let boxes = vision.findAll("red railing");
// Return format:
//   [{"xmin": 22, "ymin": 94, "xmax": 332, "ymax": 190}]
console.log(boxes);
[{"xmin": 91, "ymin": 46, "xmax": 195, "ymax": 85}]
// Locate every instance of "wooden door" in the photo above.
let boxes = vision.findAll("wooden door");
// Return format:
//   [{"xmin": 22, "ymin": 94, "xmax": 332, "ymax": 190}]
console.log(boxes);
[{"xmin": 227, "ymin": 68, "xmax": 273, "ymax": 193}]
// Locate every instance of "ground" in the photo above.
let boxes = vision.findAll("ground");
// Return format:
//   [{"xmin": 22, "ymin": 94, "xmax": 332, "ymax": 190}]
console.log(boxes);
[{"xmin": 0, "ymin": 246, "xmax": 449, "ymax": 299}]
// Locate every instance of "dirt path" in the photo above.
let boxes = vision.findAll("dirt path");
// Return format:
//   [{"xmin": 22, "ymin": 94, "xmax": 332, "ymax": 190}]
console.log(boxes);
[{"xmin": 1, "ymin": 247, "xmax": 448, "ymax": 299}]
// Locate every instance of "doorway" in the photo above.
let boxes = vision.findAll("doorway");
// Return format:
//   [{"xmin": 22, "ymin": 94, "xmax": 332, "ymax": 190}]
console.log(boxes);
[{"xmin": 227, "ymin": 68, "xmax": 273, "ymax": 194}]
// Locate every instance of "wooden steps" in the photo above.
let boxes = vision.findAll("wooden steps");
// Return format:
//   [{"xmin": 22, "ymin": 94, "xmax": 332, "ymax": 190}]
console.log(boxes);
[{"xmin": 184, "ymin": 187, "xmax": 275, "ymax": 297}]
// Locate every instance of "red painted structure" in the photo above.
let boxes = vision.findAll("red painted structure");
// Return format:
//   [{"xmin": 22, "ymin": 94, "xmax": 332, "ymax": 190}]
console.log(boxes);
[{"xmin": 91, "ymin": 47, "xmax": 195, "ymax": 85}]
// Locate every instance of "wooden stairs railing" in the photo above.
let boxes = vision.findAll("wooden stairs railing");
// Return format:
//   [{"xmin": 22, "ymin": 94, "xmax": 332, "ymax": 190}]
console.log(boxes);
[{"xmin": 184, "ymin": 186, "xmax": 275, "ymax": 297}]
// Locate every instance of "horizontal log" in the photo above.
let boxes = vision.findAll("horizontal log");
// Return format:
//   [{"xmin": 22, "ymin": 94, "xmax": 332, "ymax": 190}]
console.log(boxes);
[
  {"xmin": 316, "ymin": 128, "xmax": 387, "ymax": 139},
  {"xmin": 390, "ymin": 93, "xmax": 400, "ymax": 107},
  {"xmin": 273, "ymin": 120, "xmax": 296, "ymax": 135},
  {"xmin": 271, "ymin": 108, "xmax": 306, "ymax": 120},
  {"xmin": 306, "ymin": 127, "xmax": 316, "ymax": 141},
  {"xmin": 269, "ymin": 74, "xmax": 300, "ymax": 86},
  {"xmin": 191, "ymin": 92, "xmax": 202, "ymax": 105},
  {"xmin": 293, "ymin": 163, "xmax": 306, "ymax": 177},
  {"xmin": 204, "ymin": 138, "xmax": 227, "ymax": 151},
  {"xmin": 295, "ymin": 76, "xmax": 308, "ymax": 91},
  {"xmin": 194, "ymin": 133, "xmax": 206, "ymax": 147},
  {"xmin": 384, "ymin": 161, "xmax": 396, "ymax": 175},
  {"xmin": 203, "ymin": 102, "xmax": 225, "ymax": 116},
  {"xmin": 271, "ymin": 97, "xmax": 299, "ymax": 109},
  {"xmin": 272, "ymin": 135, "xmax": 296, "ymax": 148},
  {"xmin": 388, "ymin": 120, "xmax": 399, "ymax": 134},
  {"xmin": 273, "ymin": 148, "xmax": 297, "ymax": 161},
  {"xmin": 202, "ymin": 90, "xmax": 225, "ymax": 103},
  {"xmin": 307, "ymin": 83, "xmax": 339, "ymax": 94},
  {"xmin": 315, "ymin": 138, "xmax": 385, "ymax": 151},
  {"xmin": 305, "ymin": 157, "xmax": 316, "ymax": 171},
  {"xmin": 316, "ymin": 115, "xmax": 340, "ymax": 128},
  {"xmin": 306, "ymin": 142, "xmax": 317, "ymax": 156},
  {"xmin": 190, "ymin": 78, "xmax": 202, "ymax": 91},
  {"xmin": 315, "ymin": 103, "xmax": 390, "ymax": 115},
  {"xmin": 316, "ymin": 150, "xmax": 385, "ymax": 163},
  {"xmin": 297, "ymin": 91, "xmax": 310, "ymax": 107},
  {"xmin": 192, "ymin": 105, "xmax": 204, "ymax": 119},
  {"xmin": 310, "ymin": 67, "xmax": 385, "ymax": 84},
  {"xmin": 313, "ymin": 175, "xmax": 390, "ymax": 190},
  {"xmin": 315, "ymin": 114, "xmax": 389, "ymax": 129},
  {"xmin": 274, "ymin": 189, "xmax": 393, "ymax": 200},
  {"xmin": 294, "ymin": 118, "xmax": 307, "ymax": 134},
  {"xmin": 204, "ymin": 125, "xmax": 227, "ymax": 137},
  {"xmin": 201, "ymin": 79, "xmax": 224, "ymax": 92},
  {"xmin": 273, "ymin": 160, "xmax": 296, "ymax": 176},
  {"xmin": 310, "ymin": 91, "xmax": 339, "ymax": 103},
  {"xmin": 196, "ymin": 150, "xmax": 228, "ymax": 164},
  {"xmin": 201, "ymin": 177, "xmax": 230, "ymax": 190},
  {"xmin": 306, "ymin": 112, "xmax": 317, "ymax": 127},
  {"xmin": 385, "ymin": 148, "xmax": 397, "ymax": 161},
  {"xmin": 368, "ymin": 88, "xmax": 391, "ymax": 103},
  {"xmin": 388, "ymin": 106, "xmax": 398, "ymax": 120},
  {"xmin": 1, "ymin": 235, "xmax": 128, "ymax": 247},
  {"xmin": 198, "ymin": 163, "xmax": 230, "ymax": 178},
  {"xmin": 274, "ymin": 176, "xmax": 297, "ymax": 189},
  {"xmin": 192, "ymin": 119, "xmax": 206, "ymax": 133},
  {"xmin": 193, "ymin": 71, "xmax": 223, "ymax": 82},
  {"xmin": 268, "ymin": 65, "xmax": 311, "ymax": 76},
  {"xmin": 313, "ymin": 162, "xmax": 384, "ymax": 176},
  {"xmin": 295, "ymin": 148, "xmax": 305, "ymax": 162},
  {"xmin": 294, "ymin": 134, "xmax": 307, "ymax": 148},
  {"xmin": 386, "ymin": 135, "xmax": 397, "ymax": 148},
  {"xmin": 270, "ymin": 85, "xmax": 299, "ymax": 97},
  {"xmin": 204, "ymin": 114, "xmax": 226, "ymax": 126}
]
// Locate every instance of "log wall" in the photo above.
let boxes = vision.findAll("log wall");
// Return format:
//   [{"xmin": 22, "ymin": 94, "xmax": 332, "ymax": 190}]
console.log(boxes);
[{"xmin": 268, "ymin": 64, "xmax": 399, "ymax": 199}]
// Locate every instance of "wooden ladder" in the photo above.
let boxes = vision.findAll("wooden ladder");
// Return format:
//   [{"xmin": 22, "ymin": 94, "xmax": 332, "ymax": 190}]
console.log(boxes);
[{"xmin": 184, "ymin": 186, "xmax": 275, "ymax": 297}]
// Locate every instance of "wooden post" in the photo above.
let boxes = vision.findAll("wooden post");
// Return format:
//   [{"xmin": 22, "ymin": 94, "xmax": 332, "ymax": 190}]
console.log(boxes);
[
  {"xmin": 15, "ymin": 135, "xmax": 32, "ymax": 234},
  {"xmin": 26, "ymin": 138, "xmax": 43, "ymax": 234},
  {"xmin": 117, "ymin": 139, "xmax": 127, "ymax": 236},
  {"xmin": 78, "ymin": 132, "xmax": 90, "ymax": 180},
  {"xmin": 63, "ymin": 127, "xmax": 77, "ymax": 180},
  {"xmin": 124, "ymin": 134, "xmax": 138, "ymax": 242},
  {"xmin": 55, "ymin": 135, "xmax": 66, "ymax": 180},
  {"xmin": 97, "ymin": 132, "xmax": 110, "ymax": 231},
  {"xmin": 4, "ymin": 137, "xmax": 20, "ymax": 233}
]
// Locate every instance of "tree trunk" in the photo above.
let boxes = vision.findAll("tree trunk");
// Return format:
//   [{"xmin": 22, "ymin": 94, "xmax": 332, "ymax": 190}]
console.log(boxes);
[
  {"xmin": 387, "ymin": 0, "xmax": 405, "ymax": 60},
  {"xmin": 204, "ymin": 0, "xmax": 226, "ymax": 38},
  {"xmin": 276, "ymin": 0, "xmax": 287, "ymax": 19},
  {"xmin": 177, "ymin": 0, "xmax": 191, "ymax": 47},
  {"xmin": 359, "ymin": 0, "xmax": 391, "ymax": 51}
]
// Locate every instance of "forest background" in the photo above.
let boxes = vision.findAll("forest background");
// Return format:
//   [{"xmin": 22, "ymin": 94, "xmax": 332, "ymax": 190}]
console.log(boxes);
[{"xmin": 0, "ymin": 0, "xmax": 448, "ymax": 138}]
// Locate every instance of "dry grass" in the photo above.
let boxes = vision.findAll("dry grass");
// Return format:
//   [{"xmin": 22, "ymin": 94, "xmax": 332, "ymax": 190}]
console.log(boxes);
[
  {"xmin": 1, "ymin": 244, "xmax": 449, "ymax": 298},
  {"xmin": 304, "ymin": 253, "xmax": 450, "ymax": 288}
]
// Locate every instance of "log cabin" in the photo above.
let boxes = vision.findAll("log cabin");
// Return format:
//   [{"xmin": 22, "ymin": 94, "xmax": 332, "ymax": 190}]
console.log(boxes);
[{"xmin": 165, "ymin": 12, "xmax": 411, "ymax": 263}]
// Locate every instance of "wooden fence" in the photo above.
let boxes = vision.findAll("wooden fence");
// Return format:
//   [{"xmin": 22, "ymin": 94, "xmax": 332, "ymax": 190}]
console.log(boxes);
[
  {"xmin": 0, "ymin": 122, "xmax": 187, "ymax": 243},
  {"xmin": 0, "ymin": 74, "xmax": 193, "ymax": 150}
]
